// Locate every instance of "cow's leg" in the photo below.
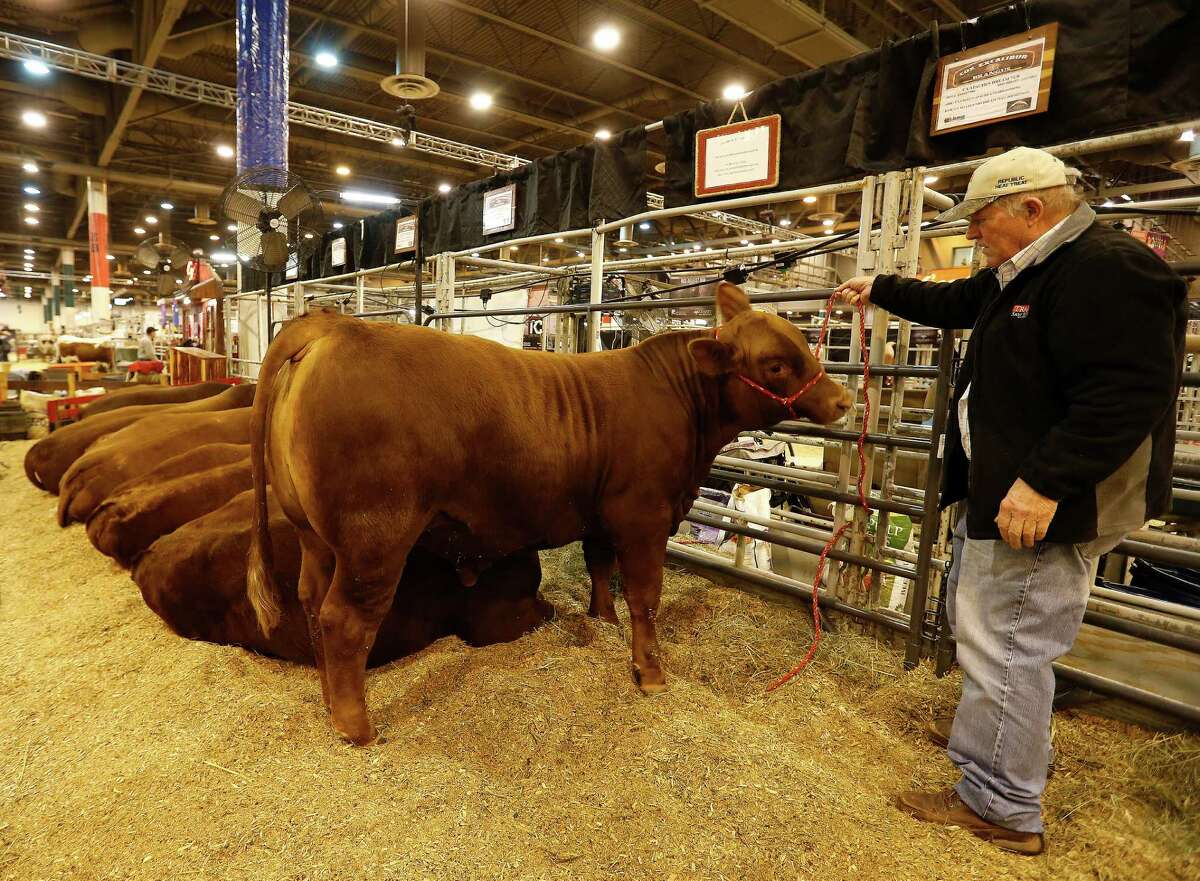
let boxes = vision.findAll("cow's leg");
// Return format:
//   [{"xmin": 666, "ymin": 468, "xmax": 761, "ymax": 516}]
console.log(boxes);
[
  {"xmin": 321, "ymin": 536, "xmax": 418, "ymax": 745},
  {"xmin": 615, "ymin": 537, "xmax": 669, "ymax": 695},
  {"xmin": 296, "ymin": 529, "xmax": 335, "ymax": 710},
  {"xmin": 583, "ymin": 538, "xmax": 620, "ymax": 625}
]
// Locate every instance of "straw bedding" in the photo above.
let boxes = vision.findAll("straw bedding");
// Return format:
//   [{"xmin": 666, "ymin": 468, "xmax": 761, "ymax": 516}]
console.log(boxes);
[{"xmin": 1, "ymin": 437, "xmax": 1196, "ymax": 881}]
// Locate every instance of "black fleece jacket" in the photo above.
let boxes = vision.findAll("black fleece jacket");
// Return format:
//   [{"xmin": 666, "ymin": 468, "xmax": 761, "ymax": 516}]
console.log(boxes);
[{"xmin": 870, "ymin": 222, "xmax": 1186, "ymax": 543}]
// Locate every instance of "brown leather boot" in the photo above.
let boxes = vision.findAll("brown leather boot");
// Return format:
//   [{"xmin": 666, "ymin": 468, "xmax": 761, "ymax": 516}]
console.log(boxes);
[
  {"xmin": 896, "ymin": 788, "xmax": 1045, "ymax": 855},
  {"xmin": 926, "ymin": 716, "xmax": 1055, "ymax": 777}
]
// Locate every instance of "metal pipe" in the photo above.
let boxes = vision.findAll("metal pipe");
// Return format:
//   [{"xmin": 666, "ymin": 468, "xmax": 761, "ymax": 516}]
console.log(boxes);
[
  {"xmin": 1092, "ymin": 583, "xmax": 1200, "ymax": 624},
  {"xmin": 708, "ymin": 465, "xmax": 923, "ymax": 518},
  {"xmin": 448, "ymin": 227, "xmax": 591, "ymax": 258},
  {"xmin": 1113, "ymin": 539, "xmax": 1200, "ymax": 569},
  {"xmin": 771, "ymin": 423, "xmax": 932, "ymax": 451},
  {"xmin": 1082, "ymin": 608, "xmax": 1200, "ymax": 654},
  {"xmin": 458, "ymin": 255, "xmax": 571, "ymax": 276},
  {"xmin": 1049, "ymin": 663, "xmax": 1200, "ymax": 726},
  {"xmin": 922, "ymin": 186, "xmax": 955, "ymax": 210}
]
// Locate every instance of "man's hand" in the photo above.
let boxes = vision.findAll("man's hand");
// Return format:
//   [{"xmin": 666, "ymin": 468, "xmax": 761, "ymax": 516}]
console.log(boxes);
[
  {"xmin": 834, "ymin": 276, "xmax": 874, "ymax": 306},
  {"xmin": 995, "ymin": 478, "xmax": 1059, "ymax": 550}
]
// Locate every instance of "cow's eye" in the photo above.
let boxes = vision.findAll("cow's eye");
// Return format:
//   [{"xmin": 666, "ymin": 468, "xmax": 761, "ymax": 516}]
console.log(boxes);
[{"xmin": 767, "ymin": 362, "xmax": 785, "ymax": 376}]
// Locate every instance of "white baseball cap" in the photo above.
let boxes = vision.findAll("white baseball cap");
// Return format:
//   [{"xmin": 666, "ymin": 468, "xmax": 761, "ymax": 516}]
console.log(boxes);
[{"xmin": 934, "ymin": 146, "xmax": 1080, "ymax": 223}]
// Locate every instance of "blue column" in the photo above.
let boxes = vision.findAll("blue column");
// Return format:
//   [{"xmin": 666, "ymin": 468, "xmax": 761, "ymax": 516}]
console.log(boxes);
[{"xmin": 236, "ymin": 0, "xmax": 289, "ymax": 172}]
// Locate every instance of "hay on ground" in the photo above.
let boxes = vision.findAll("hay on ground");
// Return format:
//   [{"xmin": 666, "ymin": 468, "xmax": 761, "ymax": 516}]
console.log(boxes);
[{"xmin": 1, "ymin": 438, "xmax": 1196, "ymax": 881}]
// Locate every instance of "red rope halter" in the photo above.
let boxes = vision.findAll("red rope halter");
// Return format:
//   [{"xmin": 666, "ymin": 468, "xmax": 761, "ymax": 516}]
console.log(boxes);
[{"xmin": 710, "ymin": 295, "xmax": 873, "ymax": 692}]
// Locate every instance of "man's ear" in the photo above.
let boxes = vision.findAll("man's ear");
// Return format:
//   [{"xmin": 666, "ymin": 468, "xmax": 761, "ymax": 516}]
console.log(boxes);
[
  {"xmin": 688, "ymin": 338, "xmax": 735, "ymax": 377},
  {"xmin": 715, "ymin": 281, "xmax": 752, "ymax": 323}
]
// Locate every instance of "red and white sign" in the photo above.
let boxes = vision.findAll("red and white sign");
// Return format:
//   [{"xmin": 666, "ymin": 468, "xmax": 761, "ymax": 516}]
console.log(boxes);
[{"xmin": 694, "ymin": 114, "xmax": 781, "ymax": 199}]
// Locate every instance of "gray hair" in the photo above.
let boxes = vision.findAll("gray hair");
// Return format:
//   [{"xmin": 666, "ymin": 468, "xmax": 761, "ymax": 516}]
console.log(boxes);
[{"xmin": 995, "ymin": 184, "xmax": 1081, "ymax": 219}]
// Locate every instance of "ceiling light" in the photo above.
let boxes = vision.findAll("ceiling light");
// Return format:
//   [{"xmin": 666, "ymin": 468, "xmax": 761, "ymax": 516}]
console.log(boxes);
[
  {"xmin": 134, "ymin": 226, "xmax": 146, "ymax": 235},
  {"xmin": 554, "ymin": 236, "xmax": 564, "ymax": 243},
  {"xmin": 106, "ymin": 254, "xmax": 114, "ymax": 260},
  {"xmin": 802, "ymin": 195, "xmax": 818, "ymax": 204},
  {"xmin": 468, "ymin": 91, "xmax": 493, "ymax": 111},
  {"xmin": 23, "ymin": 59, "xmax": 50, "ymax": 77},
  {"xmin": 1102, "ymin": 199, "xmax": 1115, "ymax": 207},
  {"xmin": 24, "ymin": 292, "xmax": 31, "ymax": 299},
  {"xmin": 21, "ymin": 109, "xmax": 47, "ymax": 128},
  {"xmin": 437, "ymin": 182, "xmax": 452, "ymax": 193},
  {"xmin": 592, "ymin": 25, "xmax": 620, "ymax": 51},
  {"xmin": 160, "ymin": 201, "xmax": 174, "ymax": 210},
  {"xmin": 823, "ymin": 229, "xmax": 835, "ymax": 235},
  {"xmin": 82, "ymin": 274, "xmax": 91, "ymax": 281},
  {"xmin": 176, "ymin": 279, "xmax": 184, "ymax": 286},
  {"xmin": 822, "ymin": 218, "xmax": 835, "ymax": 227},
  {"xmin": 72, "ymin": 288, "xmax": 79, "ymax": 293},
  {"xmin": 771, "ymin": 239, "xmax": 781, "ymax": 245},
  {"xmin": 23, "ymin": 264, "xmax": 33, "ymax": 270},
  {"xmin": 923, "ymin": 175, "xmax": 939, "ymax": 184},
  {"xmin": 209, "ymin": 234, "xmax": 219, "ymax": 241},
  {"xmin": 215, "ymin": 144, "xmax": 234, "ymax": 159},
  {"xmin": 595, "ymin": 129, "xmax": 611, "ymax": 141},
  {"xmin": 341, "ymin": 190, "xmax": 399, "ymax": 205},
  {"xmin": 304, "ymin": 232, "xmax": 314, "ymax": 239},
  {"xmin": 24, "ymin": 286, "xmax": 32, "ymax": 293},
  {"xmin": 639, "ymin": 222, "xmax": 651, "ymax": 230},
  {"xmin": 722, "ymin": 83, "xmax": 747, "ymax": 101},
  {"xmin": 226, "ymin": 223, "xmax": 237, "ymax": 231},
  {"xmin": 1179, "ymin": 129, "xmax": 1195, "ymax": 142},
  {"xmin": 24, "ymin": 203, "xmax": 38, "ymax": 212},
  {"xmin": 740, "ymin": 239, "xmax": 749, "ymax": 246},
  {"xmin": 618, "ymin": 246, "xmax": 627, "ymax": 253},
  {"xmin": 22, "ymin": 161, "xmax": 38, "ymax": 174},
  {"xmin": 332, "ymin": 221, "xmax": 344, "ymax": 229},
  {"xmin": 542, "ymin": 256, "xmax": 549, "ymax": 262},
  {"xmin": 335, "ymin": 165, "xmax": 351, "ymax": 176},
  {"xmin": 314, "ymin": 50, "xmax": 338, "ymax": 68},
  {"xmin": 145, "ymin": 215, "xmax": 158, "ymax": 224},
  {"xmin": 576, "ymin": 251, "xmax": 585, "ymax": 257},
  {"xmin": 1120, "ymin": 193, "xmax": 1134, "ymax": 202},
  {"xmin": 24, "ymin": 216, "xmax": 38, "ymax": 226},
  {"xmin": 779, "ymin": 218, "xmax": 791, "ymax": 227},
  {"xmin": 390, "ymin": 136, "xmax": 406, "ymax": 147},
  {"xmin": 23, "ymin": 185, "xmax": 40, "ymax": 195},
  {"xmin": 143, "ymin": 269, "xmax": 152, "ymax": 275},
  {"xmin": 210, "ymin": 251, "xmax": 236, "ymax": 263},
  {"xmin": 23, "ymin": 248, "xmax": 34, "ymax": 255}
]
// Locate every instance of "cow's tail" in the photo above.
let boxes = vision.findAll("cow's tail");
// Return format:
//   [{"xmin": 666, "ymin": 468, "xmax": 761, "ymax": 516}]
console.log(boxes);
[
  {"xmin": 247, "ymin": 310, "xmax": 333, "ymax": 637},
  {"xmin": 23, "ymin": 444, "xmax": 44, "ymax": 490}
]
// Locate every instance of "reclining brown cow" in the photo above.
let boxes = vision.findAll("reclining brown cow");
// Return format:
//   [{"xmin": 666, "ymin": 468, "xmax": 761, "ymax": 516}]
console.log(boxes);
[
  {"xmin": 79, "ymin": 381, "xmax": 230, "ymax": 419},
  {"xmin": 87, "ymin": 445, "xmax": 252, "ymax": 566},
  {"xmin": 247, "ymin": 282, "xmax": 852, "ymax": 743},
  {"xmin": 134, "ymin": 490, "xmax": 551, "ymax": 666},
  {"xmin": 57, "ymin": 340, "xmax": 114, "ymax": 369},
  {"xmin": 24, "ymin": 382, "xmax": 255, "ymax": 493},
  {"xmin": 58, "ymin": 408, "xmax": 251, "ymax": 526}
]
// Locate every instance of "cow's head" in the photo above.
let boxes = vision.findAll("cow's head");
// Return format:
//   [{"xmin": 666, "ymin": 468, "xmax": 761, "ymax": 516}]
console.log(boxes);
[{"xmin": 687, "ymin": 282, "xmax": 853, "ymax": 426}]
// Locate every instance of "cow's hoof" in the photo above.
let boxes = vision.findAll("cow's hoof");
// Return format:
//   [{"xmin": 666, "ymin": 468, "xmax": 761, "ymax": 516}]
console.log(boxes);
[
  {"xmin": 632, "ymin": 665, "xmax": 667, "ymax": 695},
  {"xmin": 335, "ymin": 722, "xmax": 378, "ymax": 747}
]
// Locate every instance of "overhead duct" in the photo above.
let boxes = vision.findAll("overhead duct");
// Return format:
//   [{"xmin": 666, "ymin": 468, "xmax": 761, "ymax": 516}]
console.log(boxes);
[
  {"xmin": 694, "ymin": 0, "xmax": 867, "ymax": 68},
  {"xmin": 188, "ymin": 203, "xmax": 218, "ymax": 226},
  {"xmin": 806, "ymin": 194, "xmax": 844, "ymax": 226},
  {"xmin": 74, "ymin": 14, "xmax": 234, "ymax": 60},
  {"xmin": 382, "ymin": 0, "xmax": 439, "ymax": 100},
  {"xmin": 1172, "ymin": 132, "xmax": 1200, "ymax": 184}
]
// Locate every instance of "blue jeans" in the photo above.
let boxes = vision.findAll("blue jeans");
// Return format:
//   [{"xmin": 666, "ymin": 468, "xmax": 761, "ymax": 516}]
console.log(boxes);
[{"xmin": 943, "ymin": 510, "xmax": 1125, "ymax": 833}]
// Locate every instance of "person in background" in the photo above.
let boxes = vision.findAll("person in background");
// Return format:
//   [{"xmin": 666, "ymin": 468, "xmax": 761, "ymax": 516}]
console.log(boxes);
[
  {"xmin": 835, "ymin": 146, "xmax": 1186, "ymax": 855},
  {"xmin": 137, "ymin": 326, "xmax": 158, "ymax": 361},
  {"xmin": 0, "ymin": 324, "xmax": 13, "ymax": 363}
]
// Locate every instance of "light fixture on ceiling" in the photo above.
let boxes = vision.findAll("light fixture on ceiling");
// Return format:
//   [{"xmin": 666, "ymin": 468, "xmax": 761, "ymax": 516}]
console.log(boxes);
[
  {"xmin": 215, "ymin": 144, "xmax": 234, "ymax": 159},
  {"xmin": 304, "ymin": 232, "xmax": 314, "ymax": 239},
  {"xmin": 1179, "ymin": 129, "xmax": 1195, "ymax": 142},
  {"xmin": 1120, "ymin": 193, "xmax": 1134, "ymax": 202},
  {"xmin": 209, "ymin": 234, "xmax": 219, "ymax": 241},
  {"xmin": 332, "ymin": 221, "xmax": 344, "ymax": 229},
  {"xmin": 23, "ymin": 185, "xmax": 40, "ymax": 195},
  {"xmin": 160, "ymin": 201, "xmax": 174, "ymax": 210},
  {"xmin": 335, "ymin": 165, "xmax": 351, "ymax": 176},
  {"xmin": 23, "ymin": 248, "xmax": 34, "ymax": 256},
  {"xmin": 226, "ymin": 223, "xmax": 237, "ymax": 231},
  {"xmin": 24, "ymin": 216, "xmax": 38, "ymax": 226},
  {"xmin": 595, "ymin": 129, "xmax": 612, "ymax": 141},
  {"xmin": 315, "ymin": 50, "xmax": 339, "ymax": 69},
  {"xmin": 22, "ymin": 161, "xmax": 38, "ymax": 174},
  {"xmin": 23, "ymin": 58, "xmax": 50, "ymax": 77},
  {"xmin": 134, "ymin": 226, "xmax": 146, "ymax": 235},
  {"xmin": 21, "ymin": 109, "xmax": 47, "ymax": 128},
  {"xmin": 576, "ymin": 251, "xmax": 585, "ymax": 257},
  {"xmin": 82, "ymin": 274, "xmax": 91, "ymax": 281},
  {"xmin": 23, "ymin": 264, "xmax": 33, "ymax": 271},
  {"xmin": 592, "ymin": 25, "xmax": 620, "ymax": 51},
  {"xmin": 210, "ymin": 251, "xmax": 236, "ymax": 263},
  {"xmin": 24, "ymin": 292, "xmax": 31, "ymax": 299},
  {"xmin": 554, "ymin": 236, "xmax": 564, "ymax": 243},
  {"xmin": 740, "ymin": 240, "xmax": 749, "ymax": 246},
  {"xmin": 802, "ymin": 195, "xmax": 818, "ymax": 204},
  {"xmin": 105, "ymin": 254, "xmax": 114, "ymax": 260},
  {"xmin": 638, "ymin": 222, "xmax": 651, "ymax": 230},
  {"xmin": 142, "ymin": 269, "xmax": 152, "ymax": 275},
  {"xmin": 779, "ymin": 218, "xmax": 791, "ymax": 227},
  {"xmin": 23, "ymin": 203, "xmax": 38, "ymax": 212},
  {"xmin": 822, "ymin": 218, "xmax": 835, "ymax": 227},
  {"xmin": 923, "ymin": 175, "xmax": 939, "ymax": 184},
  {"xmin": 1102, "ymin": 199, "xmax": 1115, "ymax": 207},
  {"xmin": 823, "ymin": 229, "xmax": 835, "ymax": 235},
  {"xmin": 145, "ymin": 215, "xmax": 158, "ymax": 224},
  {"xmin": 469, "ymin": 91, "xmax": 493, "ymax": 110},
  {"xmin": 437, "ymin": 182, "xmax": 451, "ymax": 193},
  {"xmin": 391, "ymin": 136, "xmax": 406, "ymax": 147},
  {"xmin": 341, "ymin": 190, "xmax": 399, "ymax": 205},
  {"xmin": 721, "ymin": 83, "xmax": 747, "ymax": 101}
]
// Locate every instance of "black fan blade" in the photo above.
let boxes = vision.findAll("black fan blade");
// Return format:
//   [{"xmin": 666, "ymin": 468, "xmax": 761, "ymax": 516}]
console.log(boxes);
[
  {"xmin": 224, "ymin": 190, "xmax": 264, "ymax": 226},
  {"xmin": 260, "ymin": 230, "xmax": 290, "ymax": 271},
  {"xmin": 276, "ymin": 184, "xmax": 313, "ymax": 221}
]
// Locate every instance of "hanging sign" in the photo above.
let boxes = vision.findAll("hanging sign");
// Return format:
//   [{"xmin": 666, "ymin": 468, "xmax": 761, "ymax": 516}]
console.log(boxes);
[
  {"xmin": 331, "ymin": 237, "xmax": 346, "ymax": 268},
  {"xmin": 285, "ymin": 257, "xmax": 298, "ymax": 280},
  {"xmin": 394, "ymin": 216, "xmax": 418, "ymax": 253},
  {"xmin": 931, "ymin": 24, "xmax": 1058, "ymax": 136},
  {"xmin": 694, "ymin": 114, "xmax": 781, "ymax": 199},
  {"xmin": 482, "ymin": 183, "xmax": 517, "ymax": 236}
]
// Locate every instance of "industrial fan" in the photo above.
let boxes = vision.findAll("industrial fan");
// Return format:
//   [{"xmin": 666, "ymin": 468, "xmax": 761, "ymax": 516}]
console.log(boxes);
[
  {"xmin": 219, "ymin": 165, "xmax": 324, "ymax": 273},
  {"xmin": 133, "ymin": 233, "xmax": 191, "ymax": 296}
]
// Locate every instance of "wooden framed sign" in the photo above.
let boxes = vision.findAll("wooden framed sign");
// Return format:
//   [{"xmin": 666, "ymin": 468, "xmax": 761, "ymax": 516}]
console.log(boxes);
[
  {"xmin": 694, "ymin": 114, "xmax": 781, "ymax": 198},
  {"xmin": 482, "ymin": 183, "xmax": 517, "ymax": 236},
  {"xmin": 931, "ymin": 23, "xmax": 1058, "ymax": 136},
  {"xmin": 394, "ymin": 216, "xmax": 417, "ymax": 253}
]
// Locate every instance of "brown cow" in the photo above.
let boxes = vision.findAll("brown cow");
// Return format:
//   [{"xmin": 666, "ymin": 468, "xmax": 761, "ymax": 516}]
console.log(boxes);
[
  {"xmin": 247, "ymin": 283, "xmax": 853, "ymax": 743},
  {"xmin": 23, "ymin": 382, "xmax": 255, "ymax": 494},
  {"xmin": 133, "ymin": 489, "xmax": 551, "ymax": 666},
  {"xmin": 57, "ymin": 340, "xmax": 115, "ymax": 369},
  {"xmin": 58, "ymin": 408, "xmax": 251, "ymax": 526},
  {"xmin": 80, "ymin": 382, "xmax": 231, "ymax": 419},
  {"xmin": 87, "ymin": 453, "xmax": 254, "ymax": 566}
]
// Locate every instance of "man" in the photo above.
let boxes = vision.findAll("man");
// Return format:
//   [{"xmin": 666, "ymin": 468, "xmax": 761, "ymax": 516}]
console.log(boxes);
[
  {"xmin": 137, "ymin": 326, "xmax": 158, "ymax": 361},
  {"xmin": 836, "ymin": 146, "xmax": 1186, "ymax": 855}
]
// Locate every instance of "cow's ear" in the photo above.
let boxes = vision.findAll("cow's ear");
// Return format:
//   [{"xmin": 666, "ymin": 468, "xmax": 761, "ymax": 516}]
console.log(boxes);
[
  {"xmin": 715, "ymin": 281, "xmax": 752, "ymax": 323},
  {"xmin": 688, "ymin": 338, "xmax": 735, "ymax": 376}
]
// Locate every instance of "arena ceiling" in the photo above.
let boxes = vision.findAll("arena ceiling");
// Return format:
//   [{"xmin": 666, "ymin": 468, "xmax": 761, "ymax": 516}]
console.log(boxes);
[{"xmin": 0, "ymin": 0, "xmax": 1194, "ymax": 296}]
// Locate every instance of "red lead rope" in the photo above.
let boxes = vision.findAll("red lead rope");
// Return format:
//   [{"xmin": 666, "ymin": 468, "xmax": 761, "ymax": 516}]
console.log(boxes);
[{"xmin": 762, "ymin": 293, "xmax": 873, "ymax": 693}]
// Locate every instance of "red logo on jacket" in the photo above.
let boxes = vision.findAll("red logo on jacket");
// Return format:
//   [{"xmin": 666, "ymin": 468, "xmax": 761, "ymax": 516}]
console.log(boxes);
[{"xmin": 1011, "ymin": 304, "xmax": 1031, "ymax": 318}]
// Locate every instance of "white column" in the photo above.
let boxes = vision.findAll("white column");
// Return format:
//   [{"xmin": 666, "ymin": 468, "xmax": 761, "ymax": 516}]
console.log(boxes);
[
  {"xmin": 86, "ymin": 177, "xmax": 111, "ymax": 323},
  {"xmin": 588, "ymin": 226, "xmax": 605, "ymax": 352},
  {"xmin": 59, "ymin": 247, "xmax": 77, "ymax": 330}
]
